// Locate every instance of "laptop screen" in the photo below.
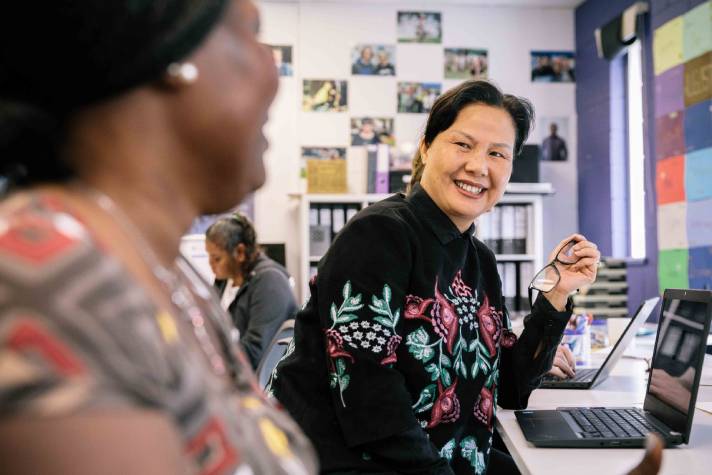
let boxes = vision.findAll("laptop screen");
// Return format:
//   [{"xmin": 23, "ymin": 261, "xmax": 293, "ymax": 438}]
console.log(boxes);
[{"xmin": 644, "ymin": 290, "xmax": 711, "ymax": 440}]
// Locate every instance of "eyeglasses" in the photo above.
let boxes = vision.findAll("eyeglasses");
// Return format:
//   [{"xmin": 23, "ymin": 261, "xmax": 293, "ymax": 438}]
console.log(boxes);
[{"xmin": 528, "ymin": 239, "xmax": 580, "ymax": 310}]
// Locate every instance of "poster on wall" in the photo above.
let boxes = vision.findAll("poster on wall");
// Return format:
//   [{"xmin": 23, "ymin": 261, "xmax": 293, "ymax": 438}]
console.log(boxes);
[
  {"xmin": 302, "ymin": 80, "xmax": 348, "ymax": 112},
  {"xmin": 350, "ymin": 117, "xmax": 394, "ymax": 146},
  {"xmin": 268, "ymin": 44, "xmax": 293, "ymax": 76},
  {"xmin": 530, "ymin": 51, "xmax": 575, "ymax": 83},
  {"xmin": 537, "ymin": 116, "xmax": 569, "ymax": 161},
  {"xmin": 301, "ymin": 147, "xmax": 347, "ymax": 193},
  {"xmin": 397, "ymin": 82, "xmax": 441, "ymax": 113},
  {"xmin": 351, "ymin": 44, "xmax": 396, "ymax": 76},
  {"xmin": 444, "ymin": 48, "xmax": 488, "ymax": 80},
  {"xmin": 397, "ymin": 11, "xmax": 441, "ymax": 43}
]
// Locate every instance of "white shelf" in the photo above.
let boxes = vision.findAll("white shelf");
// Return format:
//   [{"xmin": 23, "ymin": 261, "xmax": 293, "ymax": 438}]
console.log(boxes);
[{"xmin": 295, "ymin": 186, "xmax": 552, "ymax": 303}]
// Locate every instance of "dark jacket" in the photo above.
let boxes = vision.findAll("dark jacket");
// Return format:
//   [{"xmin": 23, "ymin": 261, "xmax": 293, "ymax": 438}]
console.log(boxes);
[
  {"xmin": 269, "ymin": 184, "xmax": 571, "ymax": 474},
  {"xmin": 215, "ymin": 253, "xmax": 298, "ymax": 369}
]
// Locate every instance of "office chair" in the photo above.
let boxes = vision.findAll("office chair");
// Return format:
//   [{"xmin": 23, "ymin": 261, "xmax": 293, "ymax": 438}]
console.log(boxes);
[{"xmin": 256, "ymin": 319, "xmax": 295, "ymax": 388}]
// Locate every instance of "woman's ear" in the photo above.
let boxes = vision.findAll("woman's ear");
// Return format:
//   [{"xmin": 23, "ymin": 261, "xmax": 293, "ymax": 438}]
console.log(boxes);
[
  {"xmin": 419, "ymin": 141, "xmax": 428, "ymax": 165},
  {"xmin": 234, "ymin": 243, "xmax": 247, "ymax": 263}
]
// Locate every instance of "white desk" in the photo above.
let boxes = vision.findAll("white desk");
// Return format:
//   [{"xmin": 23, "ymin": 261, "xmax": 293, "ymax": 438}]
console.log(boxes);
[{"xmin": 496, "ymin": 339, "xmax": 712, "ymax": 475}]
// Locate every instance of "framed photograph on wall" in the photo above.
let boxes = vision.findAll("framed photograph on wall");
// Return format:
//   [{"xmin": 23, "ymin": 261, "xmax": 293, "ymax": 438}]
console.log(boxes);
[
  {"xmin": 530, "ymin": 51, "xmax": 575, "ymax": 82},
  {"xmin": 351, "ymin": 44, "xmax": 396, "ymax": 76},
  {"xmin": 267, "ymin": 44, "xmax": 293, "ymax": 77},
  {"xmin": 350, "ymin": 117, "xmax": 394, "ymax": 146},
  {"xmin": 444, "ymin": 48, "xmax": 488, "ymax": 80},
  {"xmin": 302, "ymin": 80, "xmax": 348, "ymax": 112},
  {"xmin": 537, "ymin": 116, "xmax": 569, "ymax": 161},
  {"xmin": 397, "ymin": 82, "xmax": 441, "ymax": 113},
  {"xmin": 397, "ymin": 11, "xmax": 442, "ymax": 43}
]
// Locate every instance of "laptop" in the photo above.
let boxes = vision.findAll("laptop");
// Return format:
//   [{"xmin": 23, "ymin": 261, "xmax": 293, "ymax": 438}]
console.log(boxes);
[
  {"xmin": 540, "ymin": 296, "xmax": 660, "ymax": 389},
  {"xmin": 516, "ymin": 288, "xmax": 712, "ymax": 448}
]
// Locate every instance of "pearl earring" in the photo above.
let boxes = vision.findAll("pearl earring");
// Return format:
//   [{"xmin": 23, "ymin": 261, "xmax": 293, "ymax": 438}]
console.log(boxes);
[{"xmin": 165, "ymin": 62, "xmax": 199, "ymax": 85}]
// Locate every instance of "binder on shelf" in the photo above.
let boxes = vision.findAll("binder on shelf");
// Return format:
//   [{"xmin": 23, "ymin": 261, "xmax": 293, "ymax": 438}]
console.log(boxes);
[
  {"xmin": 346, "ymin": 204, "xmax": 359, "ymax": 223},
  {"xmin": 332, "ymin": 206, "xmax": 346, "ymax": 234},
  {"xmin": 500, "ymin": 205, "xmax": 515, "ymax": 254},
  {"xmin": 375, "ymin": 144, "xmax": 390, "ymax": 193},
  {"xmin": 366, "ymin": 145, "xmax": 377, "ymax": 193},
  {"xmin": 490, "ymin": 206, "xmax": 503, "ymax": 254},
  {"xmin": 347, "ymin": 147, "xmax": 368, "ymax": 194},
  {"xmin": 513, "ymin": 205, "xmax": 528, "ymax": 254},
  {"xmin": 310, "ymin": 205, "xmax": 332, "ymax": 257},
  {"xmin": 503, "ymin": 262, "xmax": 517, "ymax": 310}
]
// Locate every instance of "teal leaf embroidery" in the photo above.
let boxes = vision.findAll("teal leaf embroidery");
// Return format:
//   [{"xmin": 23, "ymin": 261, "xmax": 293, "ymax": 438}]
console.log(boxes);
[
  {"xmin": 412, "ymin": 384, "xmax": 438, "ymax": 413},
  {"xmin": 425, "ymin": 363, "xmax": 440, "ymax": 381},
  {"xmin": 460, "ymin": 437, "xmax": 486, "ymax": 474},
  {"xmin": 440, "ymin": 438, "xmax": 456, "ymax": 461},
  {"xmin": 440, "ymin": 368, "xmax": 452, "ymax": 386}
]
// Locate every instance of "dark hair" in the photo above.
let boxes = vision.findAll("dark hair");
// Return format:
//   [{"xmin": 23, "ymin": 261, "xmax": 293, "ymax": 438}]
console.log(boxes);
[
  {"xmin": 206, "ymin": 213, "xmax": 261, "ymax": 275},
  {"xmin": 407, "ymin": 80, "xmax": 534, "ymax": 192},
  {"xmin": 0, "ymin": 0, "xmax": 228, "ymax": 192}
]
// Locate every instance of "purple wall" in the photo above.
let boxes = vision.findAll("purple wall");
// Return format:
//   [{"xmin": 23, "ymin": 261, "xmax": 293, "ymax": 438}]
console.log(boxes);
[{"xmin": 575, "ymin": 0, "xmax": 707, "ymax": 317}]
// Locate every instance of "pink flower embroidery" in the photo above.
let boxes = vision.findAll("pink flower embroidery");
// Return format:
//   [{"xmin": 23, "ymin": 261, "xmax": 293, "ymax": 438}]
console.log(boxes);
[
  {"xmin": 476, "ymin": 294, "xmax": 502, "ymax": 357},
  {"xmin": 451, "ymin": 270, "xmax": 473, "ymax": 297},
  {"xmin": 426, "ymin": 379, "xmax": 460, "ymax": 428},
  {"xmin": 404, "ymin": 295, "xmax": 433, "ymax": 322},
  {"xmin": 380, "ymin": 334, "xmax": 402, "ymax": 365},
  {"xmin": 473, "ymin": 386, "xmax": 494, "ymax": 429},
  {"xmin": 432, "ymin": 277, "xmax": 459, "ymax": 353},
  {"xmin": 500, "ymin": 330, "xmax": 517, "ymax": 349},
  {"xmin": 325, "ymin": 329, "xmax": 354, "ymax": 363}
]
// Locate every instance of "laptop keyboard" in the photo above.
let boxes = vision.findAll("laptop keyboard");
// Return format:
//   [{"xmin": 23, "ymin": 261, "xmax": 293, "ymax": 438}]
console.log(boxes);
[
  {"xmin": 564, "ymin": 408, "xmax": 659, "ymax": 439},
  {"xmin": 543, "ymin": 367, "xmax": 597, "ymax": 383}
]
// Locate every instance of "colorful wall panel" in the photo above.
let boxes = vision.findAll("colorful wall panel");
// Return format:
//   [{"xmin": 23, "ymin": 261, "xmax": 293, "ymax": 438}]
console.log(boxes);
[
  {"xmin": 654, "ymin": 1, "xmax": 712, "ymax": 294},
  {"xmin": 655, "ymin": 155, "xmax": 686, "ymax": 204},
  {"xmin": 683, "ymin": 100, "xmax": 712, "ymax": 152}
]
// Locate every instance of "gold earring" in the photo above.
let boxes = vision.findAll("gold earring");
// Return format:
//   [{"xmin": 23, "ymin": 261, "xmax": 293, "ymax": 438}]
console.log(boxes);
[{"xmin": 165, "ymin": 62, "xmax": 199, "ymax": 86}]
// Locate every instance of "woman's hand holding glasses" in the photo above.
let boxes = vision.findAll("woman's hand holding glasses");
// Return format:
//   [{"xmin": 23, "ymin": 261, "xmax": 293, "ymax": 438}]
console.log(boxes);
[{"xmin": 529, "ymin": 233, "xmax": 601, "ymax": 312}]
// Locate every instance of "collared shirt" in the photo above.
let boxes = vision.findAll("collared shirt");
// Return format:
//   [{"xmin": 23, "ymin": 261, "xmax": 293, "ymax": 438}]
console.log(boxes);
[{"xmin": 269, "ymin": 184, "xmax": 572, "ymax": 474}]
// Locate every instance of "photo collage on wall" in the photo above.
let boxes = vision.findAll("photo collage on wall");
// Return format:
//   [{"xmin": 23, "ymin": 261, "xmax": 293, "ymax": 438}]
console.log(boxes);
[{"xmin": 288, "ymin": 11, "xmax": 572, "ymax": 194}]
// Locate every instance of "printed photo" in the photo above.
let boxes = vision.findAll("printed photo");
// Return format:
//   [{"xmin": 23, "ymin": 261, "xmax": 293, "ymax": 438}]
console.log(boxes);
[
  {"xmin": 350, "ymin": 117, "xmax": 394, "ymax": 146},
  {"xmin": 537, "ymin": 116, "xmax": 569, "ymax": 161},
  {"xmin": 351, "ymin": 44, "xmax": 396, "ymax": 76},
  {"xmin": 268, "ymin": 44, "xmax": 293, "ymax": 77},
  {"xmin": 397, "ymin": 82, "xmax": 441, "ymax": 113},
  {"xmin": 444, "ymin": 48, "xmax": 488, "ymax": 80},
  {"xmin": 397, "ymin": 11, "xmax": 442, "ymax": 43},
  {"xmin": 531, "ymin": 51, "xmax": 575, "ymax": 83},
  {"xmin": 302, "ymin": 80, "xmax": 348, "ymax": 112}
]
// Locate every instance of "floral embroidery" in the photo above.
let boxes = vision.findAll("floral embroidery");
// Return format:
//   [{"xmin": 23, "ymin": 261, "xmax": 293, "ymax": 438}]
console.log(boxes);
[
  {"xmin": 403, "ymin": 269, "xmax": 511, "ymax": 436},
  {"xmin": 475, "ymin": 294, "xmax": 502, "ymax": 357},
  {"xmin": 460, "ymin": 437, "xmax": 486, "ymax": 474},
  {"xmin": 432, "ymin": 276, "xmax": 460, "ymax": 353},
  {"xmin": 426, "ymin": 379, "xmax": 460, "ymax": 428},
  {"xmin": 326, "ymin": 281, "xmax": 402, "ymax": 406},
  {"xmin": 473, "ymin": 386, "xmax": 494, "ymax": 429}
]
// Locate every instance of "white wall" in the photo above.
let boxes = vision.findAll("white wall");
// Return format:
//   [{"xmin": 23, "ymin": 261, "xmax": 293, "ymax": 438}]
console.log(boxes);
[{"xmin": 255, "ymin": 0, "xmax": 578, "ymax": 292}]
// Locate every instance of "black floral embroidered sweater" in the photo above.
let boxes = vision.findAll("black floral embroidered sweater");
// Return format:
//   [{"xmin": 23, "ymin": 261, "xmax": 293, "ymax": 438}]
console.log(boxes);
[{"xmin": 269, "ymin": 184, "xmax": 572, "ymax": 474}]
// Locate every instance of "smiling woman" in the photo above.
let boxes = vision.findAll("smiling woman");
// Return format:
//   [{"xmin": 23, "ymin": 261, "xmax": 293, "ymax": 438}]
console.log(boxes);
[
  {"xmin": 0, "ymin": 1, "xmax": 315, "ymax": 474},
  {"xmin": 268, "ymin": 80, "xmax": 601, "ymax": 475}
]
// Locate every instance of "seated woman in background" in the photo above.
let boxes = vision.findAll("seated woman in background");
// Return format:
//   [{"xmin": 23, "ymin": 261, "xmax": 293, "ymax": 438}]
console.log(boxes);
[
  {"xmin": 268, "ymin": 80, "xmax": 601, "ymax": 474},
  {"xmin": 0, "ymin": 0, "xmax": 315, "ymax": 473},
  {"xmin": 206, "ymin": 213, "xmax": 297, "ymax": 369}
]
